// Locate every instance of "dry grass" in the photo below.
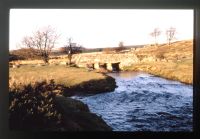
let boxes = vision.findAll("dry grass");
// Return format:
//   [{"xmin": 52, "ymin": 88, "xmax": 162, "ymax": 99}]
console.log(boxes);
[
  {"xmin": 9, "ymin": 64, "xmax": 106, "ymax": 88},
  {"xmin": 10, "ymin": 40, "xmax": 193, "ymax": 85},
  {"xmin": 124, "ymin": 40, "xmax": 193, "ymax": 84},
  {"xmin": 135, "ymin": 40, "xmax": 192, "ymax": 56},
  {"xmin": 124, "ymin": 59, "xmax": 193, "ymax": 84}
]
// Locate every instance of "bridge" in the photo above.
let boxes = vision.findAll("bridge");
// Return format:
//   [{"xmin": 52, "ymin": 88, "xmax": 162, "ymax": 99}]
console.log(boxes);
[{"xmin": 72, "ymin": 52, "xmax": 140, "ymax": 71}]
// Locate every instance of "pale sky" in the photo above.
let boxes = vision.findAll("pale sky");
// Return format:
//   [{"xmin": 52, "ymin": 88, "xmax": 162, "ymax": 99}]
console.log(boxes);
[{"xmin": 9, "ymin": 9, "xmax": 193, "ymax": 50}]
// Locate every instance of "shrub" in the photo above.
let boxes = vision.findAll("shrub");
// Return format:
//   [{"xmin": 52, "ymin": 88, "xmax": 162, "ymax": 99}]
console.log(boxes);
[
  {"xmin": 9, "ymin": 80, "xmax": 65, "ymax": 130},
  {"xmin": 9, "ymin": 53, "xmax": 24, "ymax": 61},
  {"xmin": 114, "ymin": 46, "xmax": 126, "ymax": 52},
  {"xmin": 103, "ymin": 48, "xmax": 115, "ymax": 54},
  {"xmin": 136, "ymin": 54, "xmax": 145, "ymax": 61},
  {"xmin": 155, "ymin": 51, "xmax": 165, "ymax": 59},
  {"xmin": 103, "ymin": 46, "xmax": 126, "ymax": 53},
  {"xmin": 9, "ymin": 48, "xmax": 41, "ymax": 61}
]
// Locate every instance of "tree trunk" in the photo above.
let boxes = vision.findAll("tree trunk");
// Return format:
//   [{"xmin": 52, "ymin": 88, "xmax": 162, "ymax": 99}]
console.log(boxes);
[
  {"xmin": 43, "ymin": 55, "xmax": 49, "ymax": 64},
  {"xmin": 155, "ymin": 36, "xmax": 157, "ymax": 46},
  {"xmin": 68, "ymin": 54, "xmax": 72, "ymax": 65},
  {"xmin": 168, "ymin": 39, "xmax": 171, "ymax": 46}
]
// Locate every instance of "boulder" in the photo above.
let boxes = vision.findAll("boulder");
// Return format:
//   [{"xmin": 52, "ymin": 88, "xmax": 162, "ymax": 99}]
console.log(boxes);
[
  {"xmin": 12, "ymin": 64, "xmax": 20, "ymax": 68},
  {"xmin": 59, "ymin": 61, "xmax": 67, "ymax": 65},
  {"xmin": 55, "ymin": 96, "xmax": 112, "ymax": 131}
]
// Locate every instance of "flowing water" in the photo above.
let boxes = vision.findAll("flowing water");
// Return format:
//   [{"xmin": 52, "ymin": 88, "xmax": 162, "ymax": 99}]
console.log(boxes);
[{"xmin": 71, "ymin": 72, "xmax": 193, "ymax": 131}]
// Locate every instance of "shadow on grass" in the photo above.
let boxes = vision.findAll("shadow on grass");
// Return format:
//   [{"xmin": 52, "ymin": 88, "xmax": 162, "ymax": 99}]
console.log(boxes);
[{"xmin": 63, "ymin": 75, "xmax": 117, "ymax": 97}]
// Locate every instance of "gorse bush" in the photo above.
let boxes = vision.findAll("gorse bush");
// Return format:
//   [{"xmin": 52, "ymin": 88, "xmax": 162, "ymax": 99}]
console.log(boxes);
[{"xmin": 9, "ymin": 79, "xmax": 65, "ymax": 130}]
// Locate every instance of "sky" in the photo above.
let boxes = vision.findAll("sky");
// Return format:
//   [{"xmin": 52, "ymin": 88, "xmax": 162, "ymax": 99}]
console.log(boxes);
[{"xmin": 9, "ymin": 9, "xmax": 193, "ymax": 50}]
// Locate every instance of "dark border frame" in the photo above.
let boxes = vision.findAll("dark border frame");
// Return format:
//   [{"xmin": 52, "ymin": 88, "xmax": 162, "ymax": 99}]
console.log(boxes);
[
  {"xmin": 193, "ymin": 8, "xmax": 200, "ymax": 135},
  {"xmin": 0, "ymin": 0, "xmax": 199, "ymax": 138}
]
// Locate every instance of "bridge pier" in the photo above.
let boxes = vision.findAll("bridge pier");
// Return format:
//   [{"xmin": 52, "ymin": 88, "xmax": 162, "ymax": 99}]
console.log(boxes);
[
  {"xmin": 94, "ymin": 63, "xmax": 100, "ymax": 69},
  {"xmin": 99, "ymin": 63, "xmax": 107, "ymax": 69},
  {"xmin": 106, "ymin": 63, "xmax": 113, "ymax": 71},
  {"xmin": 88, "ymin": 62, "xmax": 121, "ymax": 71},
  {"xmin": 112, "ymin": 62, "xmax": 120, "ymax": 71},
  {"xmin": 106, "ymin": 62, "xmax": 120, "ymax": 71}
]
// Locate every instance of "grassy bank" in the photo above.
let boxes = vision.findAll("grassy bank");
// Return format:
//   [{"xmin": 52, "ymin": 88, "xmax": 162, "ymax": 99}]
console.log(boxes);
[
  {"xmin": 9, "ymin": 64, "xmax": 117, "ymax": 95},
  {"xmin": 9, "ymin": 64, "xmax": 116, "ymax": 130},
  {"xmin": 123, "ymin": 59, "xmax": 192, "ymax": 84},
  {"xmin": 123, "ymin": 40, "xmax": 193, "ymax": 84},
  {"xmin": 9, "ymin": 79, "xmax": 112, "ymax": 131}
]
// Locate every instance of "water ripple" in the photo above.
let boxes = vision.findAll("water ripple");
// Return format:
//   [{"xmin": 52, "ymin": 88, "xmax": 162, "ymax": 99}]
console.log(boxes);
[{"xmin": 72, "ymin": 72, "xmax": 193, "ymax": 131}]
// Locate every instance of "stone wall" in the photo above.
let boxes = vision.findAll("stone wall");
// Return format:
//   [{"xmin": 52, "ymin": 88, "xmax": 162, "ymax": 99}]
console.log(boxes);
[{"xmin": 72, "ymin": 53, "xmax": 140, "ymax": 70}]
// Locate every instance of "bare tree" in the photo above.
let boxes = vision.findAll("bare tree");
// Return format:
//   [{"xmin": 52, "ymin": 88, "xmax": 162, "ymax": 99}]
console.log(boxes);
[
  {"xmin": 115, "ymin": 41, "xmax": 126, "ymax": 52},
  {"xmin": 66, "ymin": 38, "xmax": 73, "ymax": 65},
  {"xmin": 166, "ymin": 27, "xmax": 176, "ymax": 46},
  {"xmin": 64, "ymin": 38, "xmax": 82, "ymax": 65},
  {"xmin": 22, "ymin": 26, "xmax": 59, "ymax": 63},
  {"xmin": 150, "ymin": 28, "xmax": 161, "ymax": 46}
]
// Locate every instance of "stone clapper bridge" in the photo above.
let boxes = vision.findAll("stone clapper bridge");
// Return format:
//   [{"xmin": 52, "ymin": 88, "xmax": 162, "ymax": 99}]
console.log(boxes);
[{"xmin": 72, "ymin": 52, "xmax": 140, "ymax": 71}]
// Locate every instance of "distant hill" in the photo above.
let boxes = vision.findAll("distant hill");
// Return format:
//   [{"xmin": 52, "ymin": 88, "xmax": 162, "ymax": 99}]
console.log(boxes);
[
  {"xmin": 80, "ymin": 45, "xmax": 145, "ymax": 53},
  {"xmin": 124, "ymin": 44, "xmax": 145, "ymax": 49},
  {"xmin": 134, "ymin": 40, "xmax": 193, "ymax": 61}
]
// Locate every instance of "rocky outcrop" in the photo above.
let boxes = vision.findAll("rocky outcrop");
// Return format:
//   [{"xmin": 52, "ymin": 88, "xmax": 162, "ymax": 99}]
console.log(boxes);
[{"xmin": 55, "ymin": 95, "xmax": 112, "ymax": 131}]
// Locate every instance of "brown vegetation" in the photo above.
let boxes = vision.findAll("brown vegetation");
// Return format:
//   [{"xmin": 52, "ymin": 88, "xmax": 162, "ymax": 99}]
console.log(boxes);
[
  {"xmin": 9, "ymin": 48, "xmax": 41, "ymax": 61},
  {"xmin": 103, "ymin": 46, "xmax": 126, "ymax": 54},
  {"xmin": 9, "ymin": 80, "xmax": 112, "ymax": 131},
  {"xmin": 103, "ymin": 47, "xmax": 115, "ymax": 54},
  {"xmin": 9, "ymin": 65, "xmax": 116, "ymax": 90},
  {"xmin": 124, "ymin": 40, "xmax": 193, "ymax": 84},
  {"xmin": 9, "ymin": 80, "xmax": 64, "ymax": 130}
]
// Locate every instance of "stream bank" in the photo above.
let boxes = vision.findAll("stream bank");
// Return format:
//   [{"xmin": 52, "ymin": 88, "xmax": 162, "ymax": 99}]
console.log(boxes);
[
  {"xmin": 122, "ymin": 61, "xmax": 192, "ymax": 85},
  {"xmin": 9, "ymin": 65, "xmax": 117, "ymax": 131}
]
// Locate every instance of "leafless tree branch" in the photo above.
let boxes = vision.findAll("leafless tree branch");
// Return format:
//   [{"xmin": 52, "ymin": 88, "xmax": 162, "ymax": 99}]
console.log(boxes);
[
  {"xmin": 150, "ymin": 28, "xmax": 161, "ymax": 46},
  {"xmin": 166, "ymin": 27, "xmax": 176, "ymax": 46},
  {"xmin": 21, "ymin": 26, "xmax": 59, "ymax": 63}
]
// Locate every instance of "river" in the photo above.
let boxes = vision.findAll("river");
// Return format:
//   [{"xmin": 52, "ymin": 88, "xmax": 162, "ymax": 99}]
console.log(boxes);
[{"xmin": 71, "ymin": 72, "xmax": 193, "ymax": 131}]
